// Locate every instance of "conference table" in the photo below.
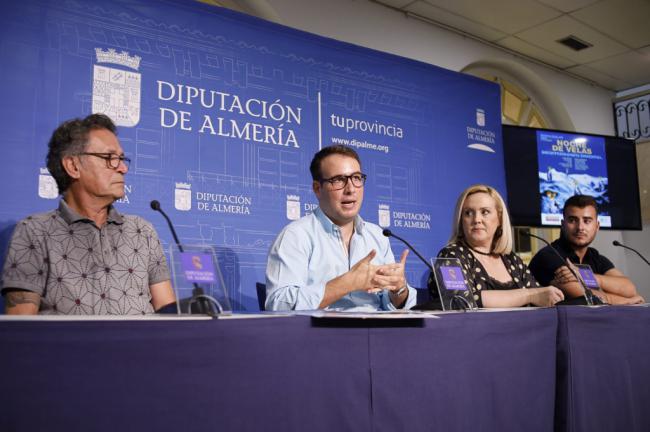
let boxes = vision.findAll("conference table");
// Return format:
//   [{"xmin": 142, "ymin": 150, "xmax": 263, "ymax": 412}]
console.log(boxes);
[
  {"xmin": 1, "ymin": 309, "xmax": 556, "ymax": 432},
  {"xmin": 555, "ymin": 305, "xmax": 650, "ymax": 432},
  {"xmin": 1, "ymin": 305, "xmax": 648, "ymax": 432}
]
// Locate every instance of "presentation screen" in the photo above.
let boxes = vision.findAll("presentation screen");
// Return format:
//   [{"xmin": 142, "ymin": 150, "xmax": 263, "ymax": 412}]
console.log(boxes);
[{"xmin": 503, "ymin": 125, "xmax": 641, "ymax": 230}]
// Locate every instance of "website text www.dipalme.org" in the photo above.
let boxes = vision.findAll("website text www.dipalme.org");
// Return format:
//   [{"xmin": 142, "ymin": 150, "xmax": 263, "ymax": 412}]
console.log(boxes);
[{"xmin": 331, "ymin": 137, "xmax": 390, "ymax": 154}]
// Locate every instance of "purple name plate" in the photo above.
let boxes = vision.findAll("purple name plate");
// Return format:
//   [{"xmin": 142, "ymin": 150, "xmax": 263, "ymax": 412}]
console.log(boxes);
[
  {"xmin": 180, "ymin": 252, "xmax": 216, "ymax": 283},
  {"xmin": 440, "ymin": 266, "xmax": 468, "ymax": 291},
  {"xmin": 577, "ymin": 267, "xmax": 599, "ymax": 289}
]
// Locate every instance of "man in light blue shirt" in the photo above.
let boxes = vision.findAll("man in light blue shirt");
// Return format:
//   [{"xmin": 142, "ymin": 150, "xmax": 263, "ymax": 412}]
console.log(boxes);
[{"xmin": 265, "ymin": 145, "xmax": 416, "ymax": 311}]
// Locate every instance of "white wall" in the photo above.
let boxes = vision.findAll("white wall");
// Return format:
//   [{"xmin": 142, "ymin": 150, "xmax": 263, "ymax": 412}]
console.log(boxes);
[
  {"xmin": 265, "ymin": 0, "xmax": 649, "ymax": 298},
  {"xmin": 267, "ymin": 0, "xmax": 615, "ymax": 133},
  {"xmin": 620, "ymin": 225, "xmax": 650, "ymax": 299}
]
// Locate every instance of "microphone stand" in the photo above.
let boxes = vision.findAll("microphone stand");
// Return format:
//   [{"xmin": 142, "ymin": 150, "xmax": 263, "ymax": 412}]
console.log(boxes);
[
  {"xmin": 613, "ymin": 240, "xmax": 650, "ymax": 266},
  {"xmin": 150, "ymin": 200, "xmax": 221, "ymax": 316},
  {"xmin": 526, "ymin": 232, "xmax": 598, "ymax": 306},
  {"xmin": 381, "ymin": 229, "xmax": 433, "ymax": 272},
  {"xmin": 382, "ymin": 229, "xmax": 469, "ymax": 311}
]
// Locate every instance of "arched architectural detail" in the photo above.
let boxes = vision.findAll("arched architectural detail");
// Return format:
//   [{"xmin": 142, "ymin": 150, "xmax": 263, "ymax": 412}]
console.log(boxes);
[
  {"xmin": 462, "ymin": 59, "xmax": 574, "ymax": 255},
  {"xmin": 462, "ymin": 59, "xmax": 574, "ymax": 131}
]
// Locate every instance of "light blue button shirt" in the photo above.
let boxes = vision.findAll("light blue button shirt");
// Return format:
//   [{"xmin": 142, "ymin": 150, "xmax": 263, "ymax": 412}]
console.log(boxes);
[{"xmin": 265, "ymin": 207, "xmax": 416, "ymax": 311}]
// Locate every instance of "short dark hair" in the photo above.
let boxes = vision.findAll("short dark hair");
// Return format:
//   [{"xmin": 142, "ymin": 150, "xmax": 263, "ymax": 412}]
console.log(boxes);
[
  {"xmin": 309, "ymin": 145, "xmax": 361, "ymax": 181},
  {"xmin": 46, "ymin": 114, "xmax": 117, "ymax": 194},
  {"xmin": 563, "ymin": 194, "xmax": 599, "ymax": 216}
]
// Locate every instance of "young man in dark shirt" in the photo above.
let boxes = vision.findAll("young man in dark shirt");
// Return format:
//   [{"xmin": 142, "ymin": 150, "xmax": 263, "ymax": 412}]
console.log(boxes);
[{"xmin": 529, "ymin": 195, "xmax": 644, "ymax": 304}]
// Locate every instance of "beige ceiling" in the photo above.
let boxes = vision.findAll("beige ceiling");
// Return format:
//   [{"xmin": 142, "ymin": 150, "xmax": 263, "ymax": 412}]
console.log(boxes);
[
  {"xmin": 202, "ymin": 0, "xmax": 650, "ymax": 92},
  {"xmin": 375, "ymin": 0, "xmax": 650, "ymax": 92}
]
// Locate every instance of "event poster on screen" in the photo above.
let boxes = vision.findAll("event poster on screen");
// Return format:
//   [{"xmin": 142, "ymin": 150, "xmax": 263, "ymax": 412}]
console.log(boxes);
[{"xmin": 536, "ymin": 131, "xmax": 611, "ymax": 227}]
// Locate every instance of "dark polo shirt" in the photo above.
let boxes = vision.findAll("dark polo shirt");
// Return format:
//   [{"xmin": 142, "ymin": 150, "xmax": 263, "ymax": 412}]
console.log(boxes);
[
  {"xmin": 1, "ymin": 200, "xmax": 170, "ymax": 315},
  {"xmin": 529, "ymin": 235, "xmax": 614, "ymax": 290}
]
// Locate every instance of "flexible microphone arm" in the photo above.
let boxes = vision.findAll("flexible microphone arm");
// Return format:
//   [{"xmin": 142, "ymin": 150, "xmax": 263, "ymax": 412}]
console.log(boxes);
[
  {"xmin": 526, "ymin": 232, "xmax": 596, "ymax": 305},
  {"xmin": 150, "ymin": 200, "xmax": 183, "ymax": 252},
  {"xmin": 382, "ymin": 229, "xmax": 433, "ymax": 272},
  {"xmin": 383, "ymin": 229, "xmax": 469, "ymax": 310},
  {"xmin": 150, "ymin": 200, "xmax": 219, "ymax": 315},
  {"xmin": 613, "ymin": 240, "xmax": 650, "ymax": 266}
]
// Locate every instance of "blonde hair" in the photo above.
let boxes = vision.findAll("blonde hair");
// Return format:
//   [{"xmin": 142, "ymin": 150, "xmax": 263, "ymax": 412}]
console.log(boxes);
[{"xmin": 448, "ymin": 184, "xmax": 513, "ymax": 255}]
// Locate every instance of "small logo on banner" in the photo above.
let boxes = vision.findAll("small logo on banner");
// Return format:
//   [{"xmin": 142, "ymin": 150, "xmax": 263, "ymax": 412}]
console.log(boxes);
[
  {"xmin": 378, "ymin": 204, "xmax": 391, "ymax": 228},
  {"xmin": 440, "ymin": 266, "xmax": 468, "ymax": 291},
  {"xmin": 577, "ymin": 266, "xmax": 599, "ymax": 289},
  {"xmin": 175, "ymin": 183, "xmax": 192, "ymax": 211},
  {"xmin": 286, "ymin": 195, "xmax": 300, "ymax": 220},
  {"xmin": 467, "ymin": 107, "xmax": 495, "ymax": 153},
  {"xmin": 92, "ymin": 48, "xmax": 142, "ymax": 127},
  {"xmin": 180, "ymin": 252, "xmax": 216, "ymax": 283},
  {"xmin": 38, "ymin": 168, "xmax": 58, "ymax": 199},
  {"xmin": 476, "ymin": 108, "xmax": 485, "ymax": 127}
]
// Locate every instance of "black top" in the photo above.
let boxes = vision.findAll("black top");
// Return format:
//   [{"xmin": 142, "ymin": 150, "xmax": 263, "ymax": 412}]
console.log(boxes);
[
  {"xmin": 435, "ymin": 242, "xmax": 540, "ymax": 308},
  {"xmin": 528, "ymin": 235, "xmax": 615, "ymax": 290}
]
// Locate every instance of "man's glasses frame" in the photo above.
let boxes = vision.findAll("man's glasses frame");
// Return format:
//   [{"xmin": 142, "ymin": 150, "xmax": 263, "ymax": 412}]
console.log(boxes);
[
  {"xmin": 78, "ymin": 152, "xmax": 131, "ymax": 170},
  {"xmin": 319, "ymin": 173, "xmax": 367, "ymax": 190}
]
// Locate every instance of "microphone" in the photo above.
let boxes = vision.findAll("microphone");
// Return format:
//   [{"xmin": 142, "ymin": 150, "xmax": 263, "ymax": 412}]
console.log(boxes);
[
  {"xmin": 382, "ymin": 228, "xmax": 433, "ymax": 271},
  {"xmin": 150, "ymin": 200, "xmax": 184, "ymax": 252},
  {"xmin": 613, "ymin": 240, "xmax": 650, "ymax": 266},
  {"xmin": 150, "ymin": 200, "xmax": 218, "ymax": 315},
  {"xmin": 526, "ymin": 232, "xmax": 599, "ymax": 305},
  {"xmin": 382, "ymin": 229, "xmax": 469, "ymax": 310}
]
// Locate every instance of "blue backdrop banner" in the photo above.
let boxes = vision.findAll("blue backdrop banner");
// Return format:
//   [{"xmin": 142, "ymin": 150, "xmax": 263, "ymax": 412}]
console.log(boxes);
[{"xmin": 0, "ymin": 0, "xmax": 505, "ymax": 310}]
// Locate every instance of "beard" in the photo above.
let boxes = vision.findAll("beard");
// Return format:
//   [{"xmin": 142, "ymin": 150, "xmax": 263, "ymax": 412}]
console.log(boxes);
[{"xmin": 564, "ymin": 230, "xmax": 595, "ymax": 249}]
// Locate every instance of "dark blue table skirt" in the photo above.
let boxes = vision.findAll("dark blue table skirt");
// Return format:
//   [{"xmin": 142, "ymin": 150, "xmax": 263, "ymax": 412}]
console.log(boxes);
[
  {"xmin": 0, "ymin": 310, "xmax": 557, "ymax": 432},
  {"xmin": 369, "ymin": 309, "xmax": 557, "ymax": 432},
  {"xmin": 0, "ymin": 317, "xmax": 371, "ymax": 432},
  {"xmin": 555, "ymin": 305, "xmax": 650, "ymax": 432}
]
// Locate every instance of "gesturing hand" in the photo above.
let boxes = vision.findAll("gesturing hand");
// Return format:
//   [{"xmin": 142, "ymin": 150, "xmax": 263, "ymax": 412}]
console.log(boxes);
[
  {"xmin": 347, "ymin": 249, "xmax": 410, "ymax": 294},
  {"xmin": 347, "ymin": 249, "xmax": 380, "ymax": 292},
  {"xmin": 372, "ymin": 249, "xmax": 409, "ymax": 295}
]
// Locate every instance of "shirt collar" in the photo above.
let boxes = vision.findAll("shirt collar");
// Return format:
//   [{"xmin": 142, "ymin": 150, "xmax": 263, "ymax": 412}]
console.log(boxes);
[
  {"xmin": 58, "ymin": 199, "xmax": 125, "ymax": 226},
  {"xmin": 314, "ymin": 207, "xmax": 364, "ymax": 235}
]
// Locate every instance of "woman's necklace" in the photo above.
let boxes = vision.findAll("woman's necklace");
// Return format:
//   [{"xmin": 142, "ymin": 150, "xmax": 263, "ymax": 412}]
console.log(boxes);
[{"xmin": 464, "ymin": 242, "xmax": 496, "ymax": 256}]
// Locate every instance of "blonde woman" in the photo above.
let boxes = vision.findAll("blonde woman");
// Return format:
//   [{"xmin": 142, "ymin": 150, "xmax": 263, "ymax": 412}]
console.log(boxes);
[{"xmin": 435, "ymin": 185, "xmax": 564, "ymax": 308}]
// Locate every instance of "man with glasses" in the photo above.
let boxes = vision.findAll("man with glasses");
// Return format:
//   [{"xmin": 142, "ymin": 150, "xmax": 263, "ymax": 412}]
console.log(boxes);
[
  {"xmin": 1, "ymin": 114, "xmax": 176, "ymax": 314},
  {"xmin": 265, "ymin": 145, "xmax": 415, "ymax": 311}
]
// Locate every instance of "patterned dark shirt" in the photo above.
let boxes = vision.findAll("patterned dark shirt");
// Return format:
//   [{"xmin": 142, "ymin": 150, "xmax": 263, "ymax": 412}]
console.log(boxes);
[
  {"xmin": 1, "ymin": 200, "xmax": 170, "ymax": 315},
  {"xmin": 436, "ymin": 242, "xmax": 540, "ymax": 307}
]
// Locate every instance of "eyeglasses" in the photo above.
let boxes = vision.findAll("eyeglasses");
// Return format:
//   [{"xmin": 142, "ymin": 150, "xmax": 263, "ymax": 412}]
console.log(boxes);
[
  {"xmin": 320, "ymin": 173, "xmax": 367, "ymax": 190},
  {"xmin": 78, "ymin": 152, "xmax": 131, "ymax": 169}
]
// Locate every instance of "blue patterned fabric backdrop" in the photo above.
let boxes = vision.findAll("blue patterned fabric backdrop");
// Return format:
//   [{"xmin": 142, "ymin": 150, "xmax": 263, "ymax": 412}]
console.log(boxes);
[{"xmin": 0, "ymin": 0, "xmax": 505, "ymax": 311}]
